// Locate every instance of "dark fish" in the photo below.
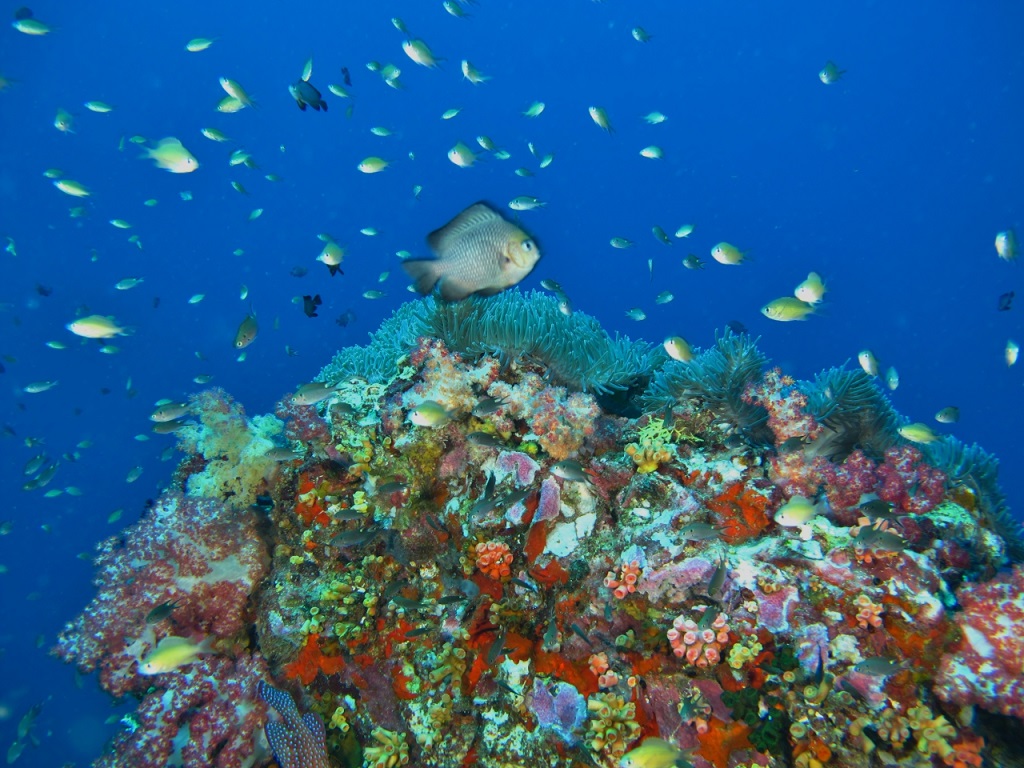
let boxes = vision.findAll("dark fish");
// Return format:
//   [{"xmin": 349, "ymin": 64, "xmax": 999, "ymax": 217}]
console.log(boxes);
[
  {"xmin": 302, "ymin": 294, "xmax": 322, "ymax": 317},
  {"xmin": 376, "ymin": 480, "xmax": 409, "ymax": 495},
  {"xmin": 569, "ymin": 622, "xmax": 593, "ymax": 646},
  {"xmin": 404, "ymin": 626, "xmax": 432, "ymax": 637},
  {"xmin": 341, "ymin": 66, "xmax": 352, "ymax": 86},
  {"xmin": 253, "ymin": 493, "xmax": 274, "ymax": 511},
  {"xmin": 725, "ymin": 320, "xmax": 747, "ymax": 334},
  {"xmin": 550, "ymin": 460, "xmax": 589, "ymax": 483},
  {"xmin": 935, "ymin": 406, "xmax": 960, "ymax": 424},
  {"xmin": 329, "ymin": 527, "xmax": 378, "ymax": 547},
  {"xmin": 403, "ymin": 202, "xmax": 541, "ymax": 301},
  {"xmin": 777, "ymin": 435, "xmax": 809, "ymax": 453},
  {"xmin": 233, "ymin": 311, "xmax": 258, "ymax": 349},
  {"xmin": 998, "ymin": 291, "xmax": 1014, "ymax": 311},
  {"xmin": 486, "ymin": 626, "xmax": 508, "ymax": 666},
  {"xmin": 678, "ymin": 522, "xmax": 722, "ymax": 542},
  {"xmin": 35, "ymin": 283, "xmax": 52, "ymax": 297},
  {"xmin": 708, "ymin": 557, "xmax": 727, "ymax": 597},
  {"xmin": 858, "ymin": 498, "xmax": 895, "ymax": 519},
  {"xmin": 510, "ymin": 577, "xmax": 537, "ymax": 592},
  {"xmin": 472, "ymin": 396, "xmax": 504, "ymax": 417},
  {"xmin": 332, "ymin": 508, "xmax": 365, "ymax": 522},
  {"xmin": 854, "ymin": 526, "xmax": 907, "ymax": 551},
  {"xmin": 499, "ymin": 489, "xmax": 531, "ymax": 508},
  {"xmin": 145, "ymin": 600, "xmax": 178, "ymax": 624},
  {"xmin": 391, "ymin": 595, "xmax": 425, "ymax": 610},
  {"xmin": 14, "ymin": 7, "xmax": 34, "ymax": 20},
  {"xmin": 335, "ymin": 310, "xmax": 356, "ymax": 328},
  {"xmin": 467, "ymin": 431, "xmax": 503, "ymax": 448},
  {"xmin": 697, "ymin": 606, "xmax": 720, "ymax": 631},
  {"xmin": 437, "ymin": 595, "xmax": 467, "ymax": 605},
  {"xmin": 290, "ymin": 266, "xmax": 308, "ymax": 277},
  {"xmin": 289, "ymin": 79, "xmax": 328, "ymax": 112},
  {"xmin": 495, "ymin": 680, "xmax": 519, "ymax": 696},
  {"xmin": 852, "ymin": 656, "xmax": 905, "ymax": 676},
  {"xmin": 811, "ymin": 647, "xmax": 826, "ymax": 687}
]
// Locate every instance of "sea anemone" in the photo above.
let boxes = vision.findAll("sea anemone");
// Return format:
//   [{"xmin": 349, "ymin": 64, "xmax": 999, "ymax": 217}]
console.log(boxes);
[
  {"xmin": 800, "ymin": 366, "xmax": 900, "ymax": 460},
  {"xmin": 426, "ymin": 290, "xmax": 659, "ymax": 404},
  {"xmin": 642, "ymin": 328, "xmax": 771, "ymax": 442},
  {"xmin": 927, "ymin": 436, "xmax": 1022, "ymax": 563}
]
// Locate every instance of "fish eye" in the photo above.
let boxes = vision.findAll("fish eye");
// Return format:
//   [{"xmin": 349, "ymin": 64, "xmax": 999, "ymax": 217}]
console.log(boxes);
[{"xmin": 522, "ymin": 240, "xmax": 534, "ymax": 251}]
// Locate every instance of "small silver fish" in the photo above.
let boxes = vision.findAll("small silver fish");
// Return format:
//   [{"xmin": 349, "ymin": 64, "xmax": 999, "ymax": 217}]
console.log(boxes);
[{"xmin": 550, "ymin": 460, "xmax": 589, "ymax": 482}]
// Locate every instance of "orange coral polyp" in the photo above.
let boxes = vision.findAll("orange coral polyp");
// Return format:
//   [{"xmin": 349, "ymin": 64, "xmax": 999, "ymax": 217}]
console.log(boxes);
[{"xmin": 474, "ymin": 540, "xmax": 513, "ymax": 580}]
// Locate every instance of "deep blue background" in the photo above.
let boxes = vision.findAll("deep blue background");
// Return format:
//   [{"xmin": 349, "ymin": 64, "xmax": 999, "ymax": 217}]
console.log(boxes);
[{"xmin": 1, "ymin": 1, "xmax": 1022, "ymax": 763}]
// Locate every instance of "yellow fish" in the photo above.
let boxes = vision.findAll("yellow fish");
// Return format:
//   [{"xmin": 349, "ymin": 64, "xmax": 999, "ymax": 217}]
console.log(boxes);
[
  {"xmin": 794, "ymin": 272, "xmax": 827, "ymax": 303},
  {"xmin": 66, "ymin": 315, "xmax": 129, "ymax": 339},
  {"xmin": 761, "ymin": 297, "xmax": 815, "ymax": 321},
  {"xmin": 663, "ymin": 336, "xmax": 694, "ymax": 362},
  {"xmin": 898, "ymin": 423, "xmax": 939, "ymax": 444},
  {"xmin": 139, "ymin": 636, "xmax": 213, "ymax": 675},
  {"xmin": 995, "ymin": 229, "xmax": 1018, "ymax": 262},
  {"xmin": 402, "ymin": 39, "xmax": 441, "ymax": 68},
  {"xmin": 588, "ymin": 105, "xmax": 613, "ymax": 133},
  {"xmin": 234, "ymin": 311, "xmax": 259, "ymax": 349},
  {"xmin": 774, "ymin": 496, "xmax": 820, "ymax": 527},
  {"xmin": 141, "ymin": 138, "xmax": 199, "ymax": 173},
  {"xmin": 403, "ymin": 202, "xmax": 540, "ymax": 301},
  {"xmin": 620, "ymin": 737, "xmax": 693, "ymax": 768},
  {"xmin": 710, "ymin": 242, "xmax": 747, "ymax": 265}
]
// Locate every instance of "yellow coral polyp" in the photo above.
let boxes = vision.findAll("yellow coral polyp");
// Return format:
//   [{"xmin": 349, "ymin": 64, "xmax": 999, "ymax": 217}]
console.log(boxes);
[
  {"xmin": 364, "ymin": 727, "xmax": 410, "ymax": 768},
  {"xmin": 624, "ymin": 438, "xmax": 673, "ymax": 473},
  {"xmin": 329, "ymin": 706, "xmax": 350, "ymax": 732}
]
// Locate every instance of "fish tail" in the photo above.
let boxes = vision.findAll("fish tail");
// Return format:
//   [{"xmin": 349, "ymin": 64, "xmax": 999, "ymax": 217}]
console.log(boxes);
[{"xmin": 402, "ymin": 259, "xmax": 441, "ymax": 295}]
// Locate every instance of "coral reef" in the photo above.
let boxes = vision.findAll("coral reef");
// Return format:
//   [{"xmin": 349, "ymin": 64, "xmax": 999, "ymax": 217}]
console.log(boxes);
[{"xmin": 55, "ymin": 301, "xmax": 1024, "ymax": 768}]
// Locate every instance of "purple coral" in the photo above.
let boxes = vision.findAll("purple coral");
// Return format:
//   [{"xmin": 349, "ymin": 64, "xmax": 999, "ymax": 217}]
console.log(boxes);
[{"xmin": 529, "ymin": 677, "xmax": 587, "ymax": 746}]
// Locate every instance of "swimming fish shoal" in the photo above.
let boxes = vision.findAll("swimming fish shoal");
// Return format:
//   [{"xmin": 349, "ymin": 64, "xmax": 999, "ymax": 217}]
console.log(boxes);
[{"xmin": 402, "ymin": 202, "xmax": 540, "ymax": 301}]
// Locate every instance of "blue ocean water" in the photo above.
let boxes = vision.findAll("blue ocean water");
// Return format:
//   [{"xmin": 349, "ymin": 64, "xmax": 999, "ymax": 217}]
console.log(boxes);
[{"xmin": 0, "ymin": 1, "xmax": 1021, "ymax": 763}]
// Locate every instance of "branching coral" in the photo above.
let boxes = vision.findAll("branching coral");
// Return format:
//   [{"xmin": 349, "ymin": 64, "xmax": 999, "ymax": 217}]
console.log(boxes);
[{"xmin": 642, "ymin": 328, "xmax": 771, "ymax": 442}]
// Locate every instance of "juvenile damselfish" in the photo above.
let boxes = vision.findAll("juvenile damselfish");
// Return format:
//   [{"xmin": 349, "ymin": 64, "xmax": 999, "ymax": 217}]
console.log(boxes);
[{"xmin": 403, "ymin": 202, "xmax": 540, "ymax": 301}]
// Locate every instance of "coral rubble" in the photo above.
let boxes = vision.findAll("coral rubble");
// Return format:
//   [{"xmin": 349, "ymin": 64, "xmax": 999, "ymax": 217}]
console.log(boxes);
[{"xmin": 54, "ymin": 294, "xmax": 1024, "ymax": 768}]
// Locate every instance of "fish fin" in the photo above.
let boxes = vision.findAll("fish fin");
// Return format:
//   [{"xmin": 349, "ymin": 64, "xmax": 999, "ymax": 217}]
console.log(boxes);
[
  {"xmin": 402, "ymin": 258, "xmax": 441, "ymax": 295},
  {"xmin": 297, "ymin": 101, "xmax": 307, "ymax": 111},
  {"xmin": 427, "ymin": 202, "xmax": 499, "ymax": 254},
  {"xmin": 154, "ymin": 635, "xmax": 194, "ymax": 650},
  {"xmin": 438, "ymin": 277, "xmax": 475, "ymax": 301},
  {"xmin": 327, "ymin": 263, "xmax": 344, "ymax": 276},
  {"xmin": 475, "ymin": 285, "xmax": 503, "ymax": 296}
]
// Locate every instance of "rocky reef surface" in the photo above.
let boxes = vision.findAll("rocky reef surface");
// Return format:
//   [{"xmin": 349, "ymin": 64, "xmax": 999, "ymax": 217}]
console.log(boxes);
[{"xmin": 54, "ymin": 293, "xmax": 1024, "ymax": 767}]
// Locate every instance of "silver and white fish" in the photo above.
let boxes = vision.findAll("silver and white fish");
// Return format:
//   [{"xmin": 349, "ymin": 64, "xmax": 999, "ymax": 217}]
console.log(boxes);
[{"xmin": 402, "ymin": 202, "xmax": 540, "ymax": 301}]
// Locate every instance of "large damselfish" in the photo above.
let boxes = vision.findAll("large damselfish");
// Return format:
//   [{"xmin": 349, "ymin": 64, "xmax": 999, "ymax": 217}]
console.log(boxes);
[{"xmin": 403, "ymin": 202, "xmax": 541, "ymax": 301}]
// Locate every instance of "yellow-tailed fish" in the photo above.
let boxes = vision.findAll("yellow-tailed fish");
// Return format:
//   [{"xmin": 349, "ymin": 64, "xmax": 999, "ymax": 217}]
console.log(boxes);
[
  {"xmin": 327, "ymin": 83, "xmax": 350, "ymax": 98},
  {"xmin": 461, "ymin": 60, "xmax": 490, "ymax": 84},
  {"xmin": 443, "ymin": 0, "xmax": 469, "ymax": 18},
  {"xmin": 774, "ymin": 496, "xmax": 820, "ymax": 527},
  {"xmin": 898, "ymin": 423, "xmax": 939, "ymax": 444},
  {"xmin": 52, "ymin": 108, "xmax": 74, "ymax": 132},
  {"xmin": 216, "ymin": 96, "xmax": 245, "ymax": 113},
  {"xmin": 141, "ymin": 137, "xmax": 199, "ymax": 173},
  {"xmin": 358, "ymin": 156, "xmax": 389, "ymax": 174},
  {"xmin": 408, "ymin": 400, "xmax": 452, "ymax": 428},
  {"xmin": 110, "ymin": 219, "xmax": 131, "ymax": 229},
  {"xmin": 625, "ymin": 308, "xmax": 646, "ymax": 321},
  {"xmin": 819, "ymin": 60, "xmax": 846, "ymax": 84},
  {"xmin": 508, "ymin": 196, "xmax": 545, "ymax": 211},
  {"xmin": 1006, "ymin": 339, "xmax": 1019, "ymax": 367},
  {"xmin": 675, "ymin": 224, "xmax": 694, "ymax": 238},
  {"xmin": 885, "ymin": 367, "xmax": 899, "ymax": 391},
  {"xmin": 995, "ymin": 229, "xmax": 1018, "ymax": 262},
  {"xmin": 318, "ymin": 241, "xmax": 345, "ymax": 275},
  {"xmin": 610, "ymin": 237, "xmax": 633, "ymax": 249},
  {"xmin": 761, "ymin": 297, "xmax": 815, "ymax": 322},
  {"xmin": 402, "ymin": 202, "xmax": 540, "ymax": 301},
  {"xmin": 476, "ymin": 135, "xmax": 497, "ymax": 151},
  {"xmin": 13, "ymin": 16, "xmax": 51, "ymax": 35},
  {"xmin": 858, "ymin": 349, "xmax": 879, "ymax": 376},
  {"xmin": 234, "ymin": 311, "xmax": 258, "ymax": 349},
  {"xmin": 664, "ymin": 336, "xmax": 694, "ymax": 362},
  {"xmin": 219, "ymin": 77, "xmax": 256, "ymax": 108},
  {"xmin": 138, "ymin": 636, "xmax": 213, "ymax": 674},
  {"xmin": 620, "ymin": 737, "xmax": 692, "ymax": 768},
  {"xmin": 643, "ymin": 111, "xmax": 667, "ymax": 124},
  {"xmin": 652, "ymin": 226, "xmax": 672, "ymax": 245},
  {"xmin": 402, "ymin": 39, "xmax": 441, "ymax": 68},
  {"xmin": 935, "ymin": 406, "xmax": 959, "ymax": 424},
  {"xmin": 448, "ymin": 141, "xmax": 478, "ymax": 168},
  {"xmin": 639, "ymin": 145, "xmax": 663, "ymax": 159},
  {"xmin": 185, "ymin": 38, "xmax": 215, "ymax": 52},
  {"xmin": 200, "ymin": 127, "xmax": 229, "ymax": 142},
  {"xmin": 54, "ymin": 179, "xmax": 90, "ymax": 197},
  {"xmin": 588, "ymin": 105, "xmax": 613, "ymax": 133},
  {"xmin": 710, "ymin": 242, "xmax": 747, "ymax": 265},
  {"xmin": 794, "ymin": 272, "xmax": 826, "ymax": 303},
  {"xmin": 84, "ymin": 100, "xmax": 114, "ymax": 113},
  {"xmin": 67, "ymin": 315, "xmax": 129, "ymax": 339},
  {"xmin": 523, "ymin": 101, "xmax": 545, "ymax": 117}
]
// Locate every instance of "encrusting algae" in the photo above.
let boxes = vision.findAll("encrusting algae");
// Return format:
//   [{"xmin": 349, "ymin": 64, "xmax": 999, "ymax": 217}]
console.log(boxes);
[{"xmin": 52, "ymin": 292, "xmax": 1024, "ymax": 767}]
